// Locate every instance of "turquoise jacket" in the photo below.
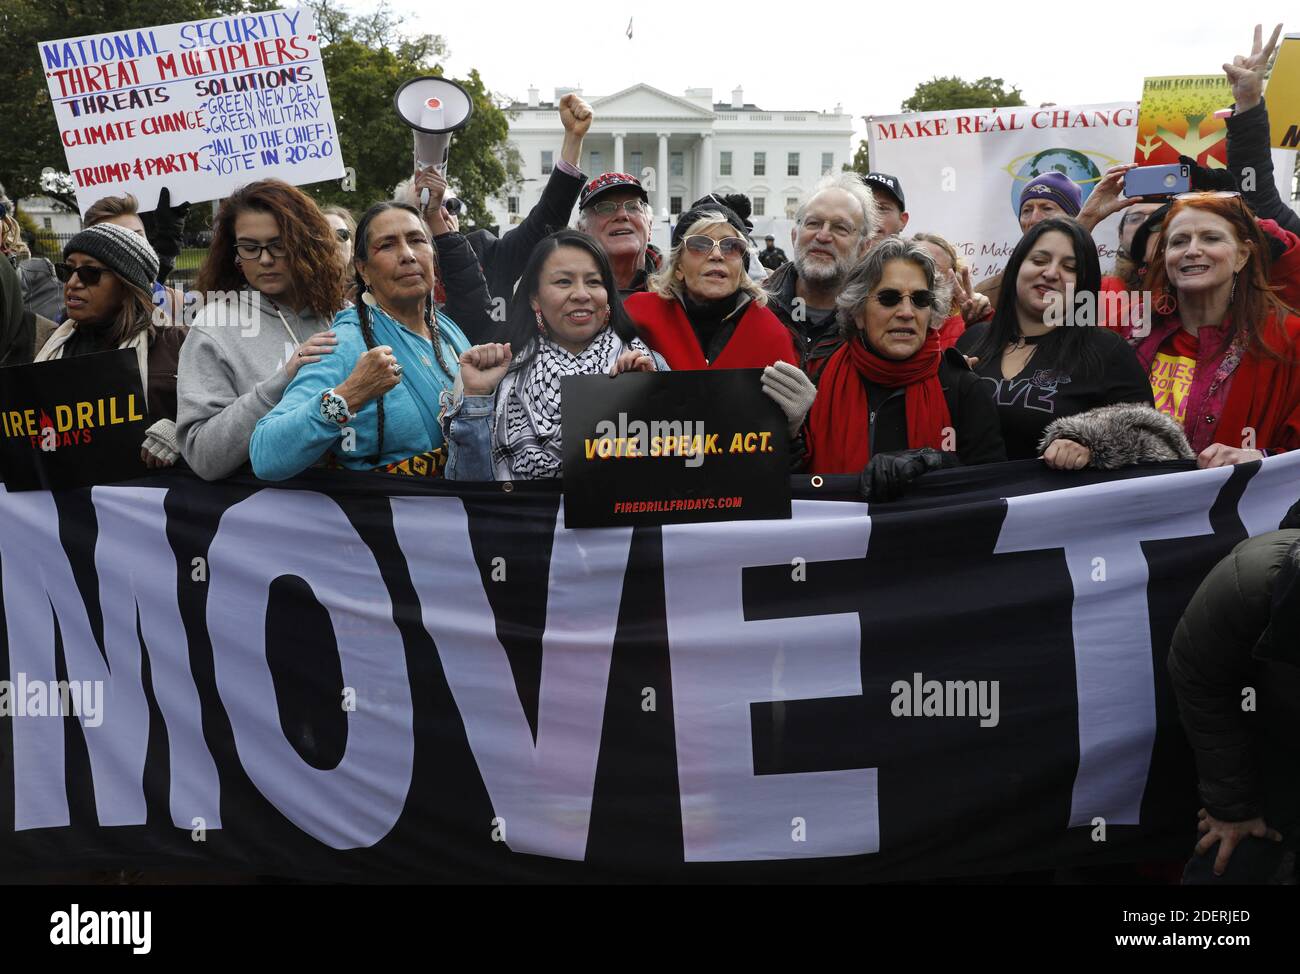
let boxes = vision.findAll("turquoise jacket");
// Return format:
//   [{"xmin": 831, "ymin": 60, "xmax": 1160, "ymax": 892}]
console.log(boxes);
[{"xmin": 250, "ymin": 305, "xmax": 470, "ymax": 480}]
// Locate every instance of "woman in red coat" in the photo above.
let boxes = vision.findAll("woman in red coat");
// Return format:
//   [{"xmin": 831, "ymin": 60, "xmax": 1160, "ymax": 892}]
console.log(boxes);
[{"xmin": 624, "ymin": 200, "xmax": 812, "ymax": 436}]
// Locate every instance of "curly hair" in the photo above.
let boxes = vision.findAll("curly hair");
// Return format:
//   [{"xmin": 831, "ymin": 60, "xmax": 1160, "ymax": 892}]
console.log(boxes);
[
  {"xmin": 194, "ymin": 179, "xmax": 344, "ymax": 320},
  {"xmin": 649, "ymin": 212, "xmax": 767, "ymax": 305},
  {"xmin": 1145, "ymin": 194, "xmax": 1296, "ymax": 361}
]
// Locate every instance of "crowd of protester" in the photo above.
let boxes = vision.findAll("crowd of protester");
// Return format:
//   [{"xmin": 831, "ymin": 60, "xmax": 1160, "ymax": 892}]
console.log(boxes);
[{"xmin": 1, "ymin": 25, "xmax": 1298, "ymax": 885}]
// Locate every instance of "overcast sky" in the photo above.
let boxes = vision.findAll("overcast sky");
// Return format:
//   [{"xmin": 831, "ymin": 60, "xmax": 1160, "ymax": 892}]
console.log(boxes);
[{"xmin": 390, "ymin": 2, "xmax": 1294, "ymax": 142}]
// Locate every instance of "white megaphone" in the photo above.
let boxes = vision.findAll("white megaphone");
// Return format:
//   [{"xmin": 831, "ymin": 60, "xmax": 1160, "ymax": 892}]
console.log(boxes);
[{"xmin": 394, "ymin": 76, "xmax": 474, "ymax": 209}]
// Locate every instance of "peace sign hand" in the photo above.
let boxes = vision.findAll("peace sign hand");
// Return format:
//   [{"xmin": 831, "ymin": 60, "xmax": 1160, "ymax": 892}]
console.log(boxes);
[{"xmin": 1223, "ymin": 23, "xmax": 1282, "ymax": 112}]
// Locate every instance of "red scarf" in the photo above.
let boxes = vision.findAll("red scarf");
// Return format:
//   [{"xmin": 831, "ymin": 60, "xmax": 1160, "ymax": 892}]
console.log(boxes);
[
  {"xmin": 623, "ymin": 291, "xmax": 799, "ymax": 370},
  {"xmin": 806, "ymin": 330, "xmax": 953, "ymax": 474}
]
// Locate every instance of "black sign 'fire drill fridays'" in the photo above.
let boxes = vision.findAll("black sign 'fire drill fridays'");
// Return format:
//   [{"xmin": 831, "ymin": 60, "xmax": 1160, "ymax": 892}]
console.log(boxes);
[
  {"xmin": 0, "ymin": 348, "xmax": 149, "ymax": 490},
  {"xmin": 561, "ymin": 369, "xmax": 790, "ymax": 528}
]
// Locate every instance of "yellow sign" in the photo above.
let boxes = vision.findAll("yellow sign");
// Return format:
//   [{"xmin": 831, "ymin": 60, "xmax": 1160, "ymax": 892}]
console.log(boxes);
[
  {"xmin": 1134, "ymin": 75, "xmax": 1233, "ymax": 168},
  {"xmin": 1268, "ymin": 34, "xmax": 1300, "ymax": 149}
]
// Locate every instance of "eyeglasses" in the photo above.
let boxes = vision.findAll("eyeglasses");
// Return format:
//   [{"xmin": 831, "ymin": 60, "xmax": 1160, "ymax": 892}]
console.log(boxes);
[
  {"xmin": 589, "ymin": 199, "xmax": 645, "ymax": 217},
  {"xmin": 1172, "ymin": 191, "xmax": 1243, "ymax": 201},
  {"xmin": 55, "ymin": 262, "xmax": 107, "ymax": 285},
  {"xmin": 872, "ymin": 288, "xmax": 936, "ymax": 309},
  {"xmin": 234, "ymin": 239, "xmax": 288, "ymax": 260},
  {"xmin": 682, "ymin": 235, "xmax": 747, "ymax": 258},
  {"xmin": 799, "ymin": 217, "xmax": 860, "ymax": 239},
  {"xmin": 335, "ymin": 228, "xmax": 352, "ymax": 242}
]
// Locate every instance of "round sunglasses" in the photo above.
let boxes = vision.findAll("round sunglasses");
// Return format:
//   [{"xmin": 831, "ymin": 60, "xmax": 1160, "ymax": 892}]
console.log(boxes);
[
  {"xmin": 55, "ymin": 262, "xmax": 109, "ymax": 286},
  {"xmin": 682, "ymin": 235, "xmax": 747, "ymax": 258},
  {"xmin": 871, "ymin": 288, "xmax": 937, "ymax": 309}
]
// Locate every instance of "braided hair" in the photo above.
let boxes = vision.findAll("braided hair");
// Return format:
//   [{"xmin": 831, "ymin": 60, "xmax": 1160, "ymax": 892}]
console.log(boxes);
[{"xmin": 351, "ymin": 201, "xmax": 453, "ymax": 463}]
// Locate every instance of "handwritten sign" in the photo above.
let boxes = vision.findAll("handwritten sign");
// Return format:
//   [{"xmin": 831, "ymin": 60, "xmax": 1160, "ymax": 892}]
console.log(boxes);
[{"xmin": 38, "ymin": 8, "xmax": 344, "ymax": 213}]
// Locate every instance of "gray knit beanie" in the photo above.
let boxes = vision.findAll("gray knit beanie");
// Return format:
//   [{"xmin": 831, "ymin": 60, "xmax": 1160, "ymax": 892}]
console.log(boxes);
[{"xmin": 63, "ymin": 222, "xmax": 160, "ymax": 292}]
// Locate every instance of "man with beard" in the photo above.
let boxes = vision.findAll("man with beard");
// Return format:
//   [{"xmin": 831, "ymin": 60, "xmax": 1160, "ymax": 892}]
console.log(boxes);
[
  {"xmin": 765, "ymin": 172, "xmax": 878, "ymax": 382},
  {"xmin": 574, "ymin": 172, "xmax": 658, "ymax": 297}
]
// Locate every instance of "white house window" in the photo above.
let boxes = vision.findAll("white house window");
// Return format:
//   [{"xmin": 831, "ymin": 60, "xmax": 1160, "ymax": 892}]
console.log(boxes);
[
  {"xmin": 785, "ymin": 197, "xmax": 799, "ymax": 217},
  {"xmin": 719, "ymin": 151, "xmax": 732, "ymax": 176},
  {"xmin": 630, "ymin": 151, "xmax": 642, "ymax": 175},
  {"xmin": 541, "ymin": 150, "xmax": 553, "ymax": 175},
  {"xmin": 590, "ymin": 151, "xmax": 602, "ymax": 173},
  {"xmin": 508, "ymin": 196, "xmax": 520, "ymax": 215},
  {"xmin": 670, "ymin": 196, "xmax": 683, "ymax": 215},
  {"xmin": 670, "ymin": 152, "xmax": 684, "ymax": 177},
  {"xmin": 821, "ymin": 152, "xmax": 834, "ymax": 175},
  {"xmin": 753, "ymin": 151, "xmax": 766, "ymax": 176},
  {"xmin": 752, "ymin": 197, "xmax": 765, "ymax": 216},
  {"xmin": 787, "ymin": 152, "xmax": 800, "ymax": 177},
  {"xmin": 43, "ymin": 217, "xmax": 53, "ymax": 230}
]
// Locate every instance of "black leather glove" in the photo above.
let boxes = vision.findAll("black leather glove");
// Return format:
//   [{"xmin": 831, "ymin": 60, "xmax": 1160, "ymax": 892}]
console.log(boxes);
[
  {"xmin": 141, "ymin": 186, "xmax": 190, "ymax": 282},
  {"xmin": 858, "ymin": 448, "xmax": 955, "ymax": 502}
]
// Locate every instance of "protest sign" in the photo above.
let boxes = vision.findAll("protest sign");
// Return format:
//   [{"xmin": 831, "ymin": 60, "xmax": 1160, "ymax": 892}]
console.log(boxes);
[
  {"xmin": 1267, "ymin": 34, "xmax": 1300, "ymax": 149},
  {"xmin": 2, "ymin": 452, "xmax": 1297, "ymax": 880},
  {"xmin": 38, "ymin": 8, "xmax": 344, "ymax": 213},
  {"xmin": 1134, "ymin": 75, "xmax": 1233, "ymax": 167},
  {"xmin": 561, "ymin": 369, "xmax": 790, "ymax": 528},
  {"xmin": 0, "ymin": 348, "xmax": 149, "ymax": 491},
  {"xmin": 868, "ymin": 103, "xmax": 1136, "ymax": 282}
]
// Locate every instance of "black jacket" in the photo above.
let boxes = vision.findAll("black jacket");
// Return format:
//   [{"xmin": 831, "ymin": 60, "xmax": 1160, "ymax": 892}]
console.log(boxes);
[
  {"xmin": 1227, "ymin": 99, "xmax": 1300, "ymax": 237},
  {"xmin": 434, "ymin": 231, "xmax": 496, "ymax": 345},
  {"xmin": 864, "ymin": 347, "xmax": 1008, "ymax": 464},
  {"xmin": 758, "ymin": 246, "xmax": 787, "ymax": 271},
  {"xmin": 465, "ymin": 165, "xmax": 586, "ymax": 302},
  {"xmin": 1168, "ymin": 530, "xmax": 1300, "ymax": 822},
  {"xmin": 763, "ymin": 260, "xmax": 836, "ymax": 378}
]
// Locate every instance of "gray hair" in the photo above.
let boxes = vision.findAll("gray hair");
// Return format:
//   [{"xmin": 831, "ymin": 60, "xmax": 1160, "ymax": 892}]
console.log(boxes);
[
  {"xmin": 794, "ymin": 171, "xmax": 879, "ymax": 241},
  {"xmin": 649, "ymin": 212, "xmax": 767, "ymax": 305},
  {"xmin": 835, "ymin": 236, "xmax": 951, "ymax": 340}
]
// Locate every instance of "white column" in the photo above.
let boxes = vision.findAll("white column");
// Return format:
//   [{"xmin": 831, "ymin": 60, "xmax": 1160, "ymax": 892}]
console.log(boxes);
[
  {"xmin": 698, "ymin": 133, "xmax": 713, "ymax": 199},
  {"xmin": 614, "ymin": 133, "xmax": 625, "ymax": 175},
  {"xmin": 657, "ymin": 132, "xmax": 670, "ymax": 218}
]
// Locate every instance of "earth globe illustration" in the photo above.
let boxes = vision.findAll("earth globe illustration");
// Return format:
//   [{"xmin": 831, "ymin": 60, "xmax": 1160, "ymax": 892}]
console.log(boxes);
[{"xmin": 1009, "ymin": 149, "xmax": 1102, "ymax": 216}]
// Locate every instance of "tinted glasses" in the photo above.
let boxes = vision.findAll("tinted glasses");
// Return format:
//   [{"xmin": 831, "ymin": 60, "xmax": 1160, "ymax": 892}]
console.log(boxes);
[
  {"xmin": 55, "ymin": 262, "xmax": 108, "ymax": 286},
  {"xmin": 872, "ymin": 288, "xmax": 936, "ymax": 309},
  {"xmin": 682, "ymin": 235, "xmax": 747, "ymax": 259},
  {"xmin": 335, "ymin": 228, "xmax": 352, "ymax": 242}
]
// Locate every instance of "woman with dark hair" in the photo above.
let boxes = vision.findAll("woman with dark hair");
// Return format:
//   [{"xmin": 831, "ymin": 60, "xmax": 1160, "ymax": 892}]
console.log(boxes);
[
  {"xmin": 956, "ymin": 218, "xmax": 1153, "ymax": 467},
  {"xmin": 442, "ymin": 229, "xmax": 665, "ymax": 480},
  {"xmin": 250, "ymin": 201, "xmax": 472, "ymax": 479},
  {"xmin": 803, "ymin": 237, "xmax": 1005, "ymax": 494},
  {"xmin": 177, "ymin": 179, "xmax": 344, "ymax": 479},
  {"xmin": 37, "ymin": 223, "xmax": 187, "ymax": 467},
  {"xmin": 1129, "ymin": 193, "xmax": 1300, "ymax": 464}
]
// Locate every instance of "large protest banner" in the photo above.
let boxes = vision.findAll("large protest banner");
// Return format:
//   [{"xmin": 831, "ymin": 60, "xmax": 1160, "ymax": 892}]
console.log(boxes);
[
  {"xmin": 1, "ymin": 453, "xmax": 1297, "ymax": 882},
  {"xmin": 38, "ymin": 8, "xmax": 344, "ymax": 212},
  {"xmin": 868, "ymin": 102, "xmax": 1297, "ymax": 284}
]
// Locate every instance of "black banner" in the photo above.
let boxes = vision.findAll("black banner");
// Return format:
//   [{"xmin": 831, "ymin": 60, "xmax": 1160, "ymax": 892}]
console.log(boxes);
[
  {"xmin": 561, "ymin": 369, "xmax": 789, "ymax": 527},
  {"xmin": 1, "ymin": 451, "xmax": 1298, "ymax": 883}
]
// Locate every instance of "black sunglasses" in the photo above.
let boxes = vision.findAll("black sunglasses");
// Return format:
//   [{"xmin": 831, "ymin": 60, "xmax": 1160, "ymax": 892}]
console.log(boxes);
[
  {"xmin": 335, "ymin": 228, "xmax": 352, "ymax": 242},
  {"xmin": 55, "ymin": 262, "xmax": 108, "ymax": 285},
  {"xmin": 873, "ymin": 288, "xmax": 936, "ymax": 309}
]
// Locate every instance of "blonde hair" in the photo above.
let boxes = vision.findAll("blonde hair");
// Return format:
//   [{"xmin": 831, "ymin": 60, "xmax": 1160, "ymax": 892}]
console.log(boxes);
[
  {"xmin": 83, "ymin": 193, "xmax": 140, "ymax": 228},
  {"xmin": 649, "ymin": 213, "xmax": 767, "ymax": 305},
  {"xmin": 0, "ymin": 212, "xmax": 29, "ymax": 259}
]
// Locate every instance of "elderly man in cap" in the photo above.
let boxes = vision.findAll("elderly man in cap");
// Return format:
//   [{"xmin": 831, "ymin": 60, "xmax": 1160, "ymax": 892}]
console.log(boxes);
[
  {"xmin": 864, "ymin": 172, "xmax": 909, "ymax": 245},
  {"xmin": 574, "ymin": 171, "xmax": 658, "ymax": 297},
  {"xmin": 764, "ymin": 171, "xmax": 877, "ymax": 382},
  {"xmin": 974, "ymin": 171, "xmax": 1083, "ymax": 313}
]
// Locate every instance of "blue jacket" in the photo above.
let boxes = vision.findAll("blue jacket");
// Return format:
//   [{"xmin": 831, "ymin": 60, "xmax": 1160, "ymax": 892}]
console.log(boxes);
[{"xmin": 250, "ymin": 305, "xmax": 469, "ymax": 480}]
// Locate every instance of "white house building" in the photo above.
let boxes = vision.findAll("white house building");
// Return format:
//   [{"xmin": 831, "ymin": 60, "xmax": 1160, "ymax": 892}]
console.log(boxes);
[
  {"xmin": 487, "ymin": 84, "xmax": 854, "ymax": 241},
  {"xmin": 17, "ymin": 195, "xmax": 80, "ymax": 236}
]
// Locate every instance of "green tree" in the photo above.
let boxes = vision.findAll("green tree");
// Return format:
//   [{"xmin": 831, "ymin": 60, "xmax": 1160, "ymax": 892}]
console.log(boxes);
[
  {"xmin": 901, "ymin": 76, "xmax": 1026, "ymax": 113},
  {"xmin": 843, "ymin": 139, "xmax": 870, "ymax": 176}
]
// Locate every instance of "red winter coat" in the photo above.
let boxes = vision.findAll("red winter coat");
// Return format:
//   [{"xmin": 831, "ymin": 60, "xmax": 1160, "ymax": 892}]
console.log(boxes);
[{"xmin": 624, "ymin": 291, "xmax": 799, "ymax": 370}]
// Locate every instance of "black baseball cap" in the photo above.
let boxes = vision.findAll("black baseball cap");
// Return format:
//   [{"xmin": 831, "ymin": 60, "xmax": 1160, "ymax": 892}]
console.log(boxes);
[{"xmin": 866, "ymin": 172, "xmax": 906, "ymax": 211}]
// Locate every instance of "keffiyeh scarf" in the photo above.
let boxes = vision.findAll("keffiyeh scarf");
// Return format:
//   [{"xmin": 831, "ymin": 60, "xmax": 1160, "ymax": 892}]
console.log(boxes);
[{"xmin": 495, "ymin": 329, "xmax": 651, "ymax": 479}]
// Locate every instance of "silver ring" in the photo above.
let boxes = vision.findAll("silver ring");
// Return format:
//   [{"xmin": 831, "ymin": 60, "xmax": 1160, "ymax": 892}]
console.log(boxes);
[{"xmin": 392, "ymin": 363, "xmax": 404, "ymax": 376}]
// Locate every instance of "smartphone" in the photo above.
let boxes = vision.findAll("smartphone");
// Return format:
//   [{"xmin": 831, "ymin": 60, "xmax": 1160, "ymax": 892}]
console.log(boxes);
[{"xmin": 1123, "ymin": 164, "xmax": 1191, "ymax": 198}]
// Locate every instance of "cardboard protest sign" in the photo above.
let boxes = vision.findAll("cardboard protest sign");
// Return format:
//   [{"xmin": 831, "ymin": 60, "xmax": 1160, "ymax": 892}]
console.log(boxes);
[
  {"xmin": 38, "ymin": 7, "xmax": 344, "ymax": 213},
  {"xmin": 561, "ymin": 370, "xmax": 790, "ymax": 528},
  {"xmin": 0, "ymin": 349, "xmax": 150, "ymax": 491},
  {"xmin": 868, "ymin": 103, "xmax": 1137, "ymax": 283},
  {"xmin": 1134, "ymin": 75, "xmax": 1233, "ymax": 167},
  {"xmin": 1267, "ymin": 34, "xmax": 1300, "ymax": 149}
]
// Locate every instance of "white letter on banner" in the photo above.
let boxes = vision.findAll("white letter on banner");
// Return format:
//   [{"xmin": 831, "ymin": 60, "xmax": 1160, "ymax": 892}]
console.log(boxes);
[
  {"xmin": 661, "ymin": 503, "xmax": 878, "ymax": 861},
  {"xmin": 206, "ymin": 490, "xmax": 413, "ymax": 850},
  {"xmin": 0, "ymin": 485, "xmax": 218, "ymax": 830},
  {"xmin": 390, "ymin": 496, "xmax": 631, "ymax": 861},
  {"xmin": 995, "ymin": 467, "xmax": 1231, "ymax": 826}
]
